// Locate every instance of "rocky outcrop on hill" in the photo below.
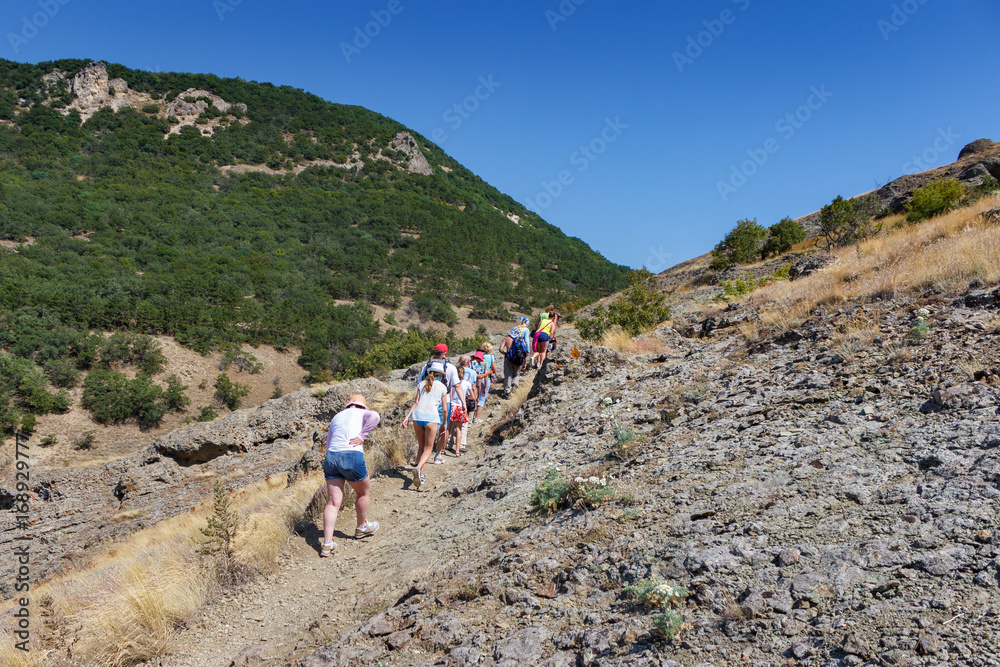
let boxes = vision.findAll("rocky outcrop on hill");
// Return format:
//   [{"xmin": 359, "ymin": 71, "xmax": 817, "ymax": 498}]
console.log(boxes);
[
  {"xmin": 53, "ymin": 61, "xmax": 248, "ymax": 135},
  {"xmin": 796, "ymin": 139, "xmax": 1000, "ymax": 234},
  {"xmin": 0, "ymin": 378, "xmax": 384, "ymax": 595},
  {"xmin": 295, "ymin": 287, "xmax": 1000, "ymax": 666},
  {"xmin": 389, "ymin": 132, "xmax": 435, "ymax": 175}
]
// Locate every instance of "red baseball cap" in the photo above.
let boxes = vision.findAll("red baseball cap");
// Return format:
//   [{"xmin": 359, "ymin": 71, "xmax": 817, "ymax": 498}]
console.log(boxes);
[{"xmin": 434, "ymin": 343, "xmax": 448, "ymax": 354}]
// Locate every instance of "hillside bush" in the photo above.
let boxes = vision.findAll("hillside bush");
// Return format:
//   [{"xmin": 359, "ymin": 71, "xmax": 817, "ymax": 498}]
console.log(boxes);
[
  {"xmin": 576, "ymin": 269, "xmax": 670, "ymax": 341},
  {"xmin": 81, "ymin": 368, "xmax": 169, "ymax": 427},
  {"xmin": 530, "ymin": 468, "xmax": 614, "ymax": 516},
  {"xmin": 761, "ymin": 217, "xmax": 806, "ymax": 259},
  {"xmin": 411, "ymin": 292, "xmax": 458, "ymax": 326},
  {"xmin": 710, "ymin": 218, "xmax": 767, "ymax": 270},
  {"xmin": 818, "ymin": 194, "xmax": 885, "ymax": 249},
  {"xmin": 219, "ymin": 346, "xmax": 263, "ymax": 374},
  {"xmin": 214, "ymin": 373, "xmax": 250, "ymax": 411},
  {"xmin": 907, "ymin": 177, "xmax": 964, "ymax": 222}
]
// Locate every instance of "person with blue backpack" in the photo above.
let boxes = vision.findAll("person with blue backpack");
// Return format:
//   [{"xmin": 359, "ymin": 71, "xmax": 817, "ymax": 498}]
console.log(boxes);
[{"xmin": 499, "ymin": 326, "xmax": 529, "ymax": 399}]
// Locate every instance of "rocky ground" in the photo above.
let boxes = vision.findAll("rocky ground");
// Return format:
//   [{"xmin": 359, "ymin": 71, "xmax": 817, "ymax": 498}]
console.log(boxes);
[{"xmin": 128, "ymin": 282, "xmax": 1000, "ymax": 667}]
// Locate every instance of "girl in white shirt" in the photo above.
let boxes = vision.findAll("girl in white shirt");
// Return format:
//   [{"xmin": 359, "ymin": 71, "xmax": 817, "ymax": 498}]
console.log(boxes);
[{"xmin": 402, "ymin": 361, "xmax": 449, "ymax": 490}]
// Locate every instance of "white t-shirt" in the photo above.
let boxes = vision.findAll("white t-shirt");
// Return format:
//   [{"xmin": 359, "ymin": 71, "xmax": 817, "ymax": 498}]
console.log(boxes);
[
  {"xmin": 413, "ymin": 380, "xmax": 448, "ymax": 422},
  {"xmin": 459, "ymin": 367, "xmax": 476, "ymax": 395},
  {"xmin": 325, "ymin": 408, "xmax": 381, "ymax": 454}
]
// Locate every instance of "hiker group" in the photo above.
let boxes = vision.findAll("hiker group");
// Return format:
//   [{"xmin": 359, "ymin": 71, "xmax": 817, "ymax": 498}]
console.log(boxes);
[{"xmin": 316, "ymin": 307, "xmax": 559, "ymax": 556}]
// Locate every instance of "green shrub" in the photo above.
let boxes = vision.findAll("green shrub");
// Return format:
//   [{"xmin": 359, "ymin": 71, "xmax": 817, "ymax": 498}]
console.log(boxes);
[
  {"xmin": 710, "ymin": 218, "xmax": 767, "ymax": 270},
  {"xmin": 907, "ymin": 177, "xmax": 964, "ymax": 222},
  {"xmin": 383, "ymin": 313, "xmax": 397, "ymax": 326},
  {"xmin": 43, "ymin": 358, "xmax": 81, "ymax": 388},
  {"xmin": 197, "ymin": 405, "xmax": 219, "ymax": 422},
  {"xmin": 214, "ymin": 373, "xmax": 250, "ymax": 411},
  {"xmin": 164, "ymin": 374, "xmax": 190, "ymax": 411},
  {"xmin": 74, "ymin": 431, "xmax": 96, "ymax": 450},
  {"xmin": 577, "ymin": 269, "xmax": 670, "ymax": 341},
  {"xmin": 575, "ymin": 314, "xmax": 607, "ymax": 342},
  {"xmin": 40, "ymin": 434, "xmax": 57, "ymax": 447},
  {"xmin": 959, "ymin": 175, "xmax": 1000, "ymax": 207},
  {"xmin": 100, "ymin": 333, "xmax": 167, "ymax": 375},
  {"xmin": 652, "ymin": 610, "xmax": 685, "ymax": 639},
  {"xmin": 82, "ymin": 368, "xmax": 169, "ymax": 427},
  {"xmin": 20, "ymin": 413, "xmax": 36, "ymax": 434},
  {"xmin": 761, "ymin": 217, "xmax": 806, "ymax": 259},
  {"xmin": 530, "ymin": 468, "xmax": 614, "ymax": 516},
  {"xmin": 410, "ymin": 292, "xmax": 458, "ymax": 326},
  {"xmin": 141, "ymin": 103, "xmax": 160, "ymax": 114},
  {"xmin": 469, "ymin": 300, "xmax": 511, "ymax": 321},
  {"xmin": 818, "ymin": 195, "xmax": 884, "ymax": 249},
  {"xmin": 219, "ymin": 346, "xmax": 263, "ymax": 374},
  {"xmin": 625, "ymin": 578, "xmax": 688, "ymax": 640},
  {"xmin": 338, "ymin": 326, "xmax": 485, "ymax": 380}
]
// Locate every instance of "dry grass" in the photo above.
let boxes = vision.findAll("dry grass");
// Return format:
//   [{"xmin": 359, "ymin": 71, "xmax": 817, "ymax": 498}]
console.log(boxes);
[
  {"xmin": 0, "ymin": 472, "xmax": 322, "ymax": 667},
  {"xmin": 751, "ymin": 194, "xmax": 1000, "ymax": 331},
  {"xmin": 830, "ymin": 310, "xmax": 882, "ymax": 360},
  {"xmin": 600, "ymin": 327, "xmax": 669, "ymax": 355}
]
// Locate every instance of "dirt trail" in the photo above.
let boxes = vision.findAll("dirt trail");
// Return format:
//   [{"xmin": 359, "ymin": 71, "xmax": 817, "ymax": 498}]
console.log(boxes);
[{"xmin": 157, "ymin": 379, "xmax": 531, "ymax": 667}]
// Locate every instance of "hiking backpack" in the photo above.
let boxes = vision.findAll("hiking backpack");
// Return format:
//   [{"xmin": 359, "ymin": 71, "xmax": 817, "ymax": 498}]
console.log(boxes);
[{"xmin": 506, "ymin": 336, "xmax": 528, "ymax": 367}]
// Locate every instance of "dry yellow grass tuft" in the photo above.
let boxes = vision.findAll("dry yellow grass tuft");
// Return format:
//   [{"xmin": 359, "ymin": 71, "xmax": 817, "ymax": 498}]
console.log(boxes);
[
  {"xmin": 600, "ymin": 327, "xmax": 669, "ymax": 355},
  {"xmin": 0, "ymin": 472, "xmax": 322, "ymax": 667},
  {"xmin": 750, "ymin": 194, "xmax": 1000, "ymax": 331}
]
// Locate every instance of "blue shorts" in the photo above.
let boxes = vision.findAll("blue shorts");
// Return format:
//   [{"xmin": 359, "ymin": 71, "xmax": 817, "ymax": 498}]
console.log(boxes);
[
  {"xmin": 439, "ymin": 403, "xmax": 450, "ymax": 428},
  {"xmin": 413, "ymin": 419, "xmax": 436, "ymax": 428},
  {"xmin": 323, "ymin": 450, "xmax": 369, "ymax": 482}
]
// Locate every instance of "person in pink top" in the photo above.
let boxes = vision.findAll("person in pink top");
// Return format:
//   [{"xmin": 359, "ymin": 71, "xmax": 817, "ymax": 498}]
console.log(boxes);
[{"xmin": 320, "ymin": 394, "xmax": 381, "ymax": 557}]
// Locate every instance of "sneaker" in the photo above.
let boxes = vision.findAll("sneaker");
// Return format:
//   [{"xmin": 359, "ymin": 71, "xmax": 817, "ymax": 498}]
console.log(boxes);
[
  {"xmin": 433, "ymin": 452, "xmax": 445, "ymax": 465},
  {"xmin": 320, "ymin": 541, "xmax": 336, "ymax": 557},
  {"xmin": 474, "ymin": 418, "xmax": 484, "ymax": 424},
  {"xmin": 412, "ymin": 467, "xmax": 422, "ymax": 490},
  {"xmin": 355, "ymin": 521, "xmax": 380, "ymax": 539}
]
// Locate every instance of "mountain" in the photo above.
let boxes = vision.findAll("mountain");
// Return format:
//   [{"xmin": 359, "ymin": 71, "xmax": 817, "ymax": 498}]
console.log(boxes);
[{"xmin": 0, "ymin": 59, "xmax": 628, "ymax": 385}]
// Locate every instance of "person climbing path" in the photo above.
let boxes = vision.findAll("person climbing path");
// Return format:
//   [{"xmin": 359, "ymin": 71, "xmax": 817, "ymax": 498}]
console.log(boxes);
[{"xmin": 320, "ymin": 394, "xmax": 381, "ymax": 557}]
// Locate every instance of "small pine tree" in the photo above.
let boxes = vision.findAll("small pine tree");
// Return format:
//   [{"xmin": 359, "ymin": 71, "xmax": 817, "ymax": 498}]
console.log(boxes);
[{"xmin": 200, "ymin": 480, "xmax": 240, "ymax": 560}]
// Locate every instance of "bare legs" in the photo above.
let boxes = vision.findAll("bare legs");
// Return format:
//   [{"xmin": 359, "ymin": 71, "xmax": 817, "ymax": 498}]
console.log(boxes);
[
  {"xmin": 322, "ymin": 476, "xmax": 371, "ymax": 545},
  {"xmin": 413, "ymin": 422, "xmax": 438, "ymax": 474}
]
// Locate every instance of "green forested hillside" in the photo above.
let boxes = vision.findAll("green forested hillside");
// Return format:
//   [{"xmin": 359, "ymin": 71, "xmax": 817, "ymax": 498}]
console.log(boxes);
[{"xmin": 0, "ymin": 59, "xmax": 627, "ymax": 429}]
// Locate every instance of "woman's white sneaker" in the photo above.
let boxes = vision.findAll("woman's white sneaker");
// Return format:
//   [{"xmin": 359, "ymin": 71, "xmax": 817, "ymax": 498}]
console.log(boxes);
[{"xmin": 355, "ymin": 521, "xmax": 380, "ymax": 538}]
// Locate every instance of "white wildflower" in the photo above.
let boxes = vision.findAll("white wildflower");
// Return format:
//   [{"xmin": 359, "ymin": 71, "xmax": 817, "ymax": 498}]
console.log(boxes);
[
  {"xmin": 574, "ymin": 477, "xmax": 584, "ymax": 483},
  {"xmin": 588, "ymin": 476, "xmax": 600, "ymax": 484}
]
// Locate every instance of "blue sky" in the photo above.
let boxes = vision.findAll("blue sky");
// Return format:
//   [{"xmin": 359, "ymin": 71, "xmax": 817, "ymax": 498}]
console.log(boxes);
[{"xmin": 3, "ymin": 0, "xmax": 998, "ymax": 269}]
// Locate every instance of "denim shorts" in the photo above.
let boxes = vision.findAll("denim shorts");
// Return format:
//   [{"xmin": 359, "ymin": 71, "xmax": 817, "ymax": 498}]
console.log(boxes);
[{"xmin": 323, "ymin": 450, "xmax": 369, "ymax": 482}]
